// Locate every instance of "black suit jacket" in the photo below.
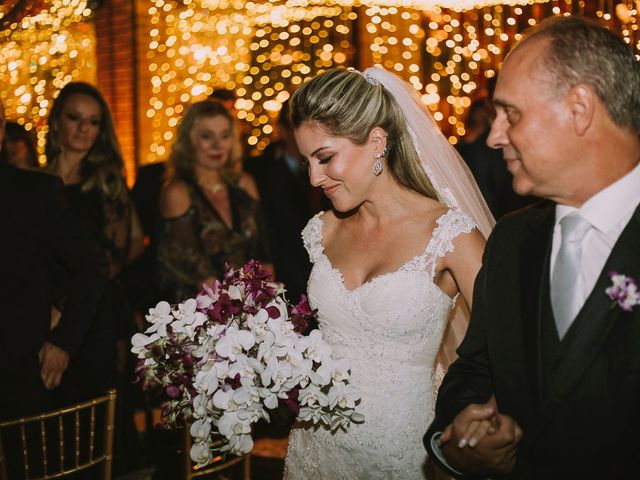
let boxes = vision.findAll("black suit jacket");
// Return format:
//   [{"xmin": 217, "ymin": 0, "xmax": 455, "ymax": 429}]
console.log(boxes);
[
  {"xmin": 426, "ymin": 201, "xmax": 640, "ymax": 479},
  {"xmin": 0, "ymin": 164, "xmax": 107, "ymax": 418}
]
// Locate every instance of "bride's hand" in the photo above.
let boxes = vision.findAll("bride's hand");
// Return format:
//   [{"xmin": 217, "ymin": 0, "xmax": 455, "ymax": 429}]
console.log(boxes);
[
  {"xmin": 450, "ymin": 395, "xmax": 498, "ymax": 448},
  {"xmin": 439, "ymin": 396, "xmax": 496, "ymax": 447},
  {"xmin": 439, "ymin": 395, "xmax": 522, "ymax": 475}
]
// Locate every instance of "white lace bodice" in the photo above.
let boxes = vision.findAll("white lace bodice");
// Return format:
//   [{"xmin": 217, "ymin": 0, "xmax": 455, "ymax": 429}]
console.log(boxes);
[{"xmin": 285, "ymin": 209, "xmax": 476, "ymax": 479}]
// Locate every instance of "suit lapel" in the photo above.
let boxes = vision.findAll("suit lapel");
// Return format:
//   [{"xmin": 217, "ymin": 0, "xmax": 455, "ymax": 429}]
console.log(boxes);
[
  {"xmin": 535, "ymin": 204, "xmax": 640, "ymax": 436},
  {"xmin": 518, "ymin": 205, "xmax": 555, "ymax": 411}
]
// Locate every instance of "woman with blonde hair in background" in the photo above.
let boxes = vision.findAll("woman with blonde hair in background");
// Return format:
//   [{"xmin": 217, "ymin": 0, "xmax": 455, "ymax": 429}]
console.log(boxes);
[{"xmin": 156, "ymin": 99, "xmax": 271, "ymax": 304}]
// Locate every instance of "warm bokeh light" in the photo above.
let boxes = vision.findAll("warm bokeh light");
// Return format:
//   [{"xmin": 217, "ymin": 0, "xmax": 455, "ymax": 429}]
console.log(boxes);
[
  {"xmin": 0, "ymin": 0, "xmax": 96, "ymax": 165},
  {"xmin": 0, "ymin": 0, "xmax": 638, "ymax": 170}
]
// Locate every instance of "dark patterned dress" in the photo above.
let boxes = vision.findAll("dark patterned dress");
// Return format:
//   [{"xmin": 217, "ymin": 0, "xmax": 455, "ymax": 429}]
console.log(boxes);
[
  {"xmin": 155, "ymin": 181, "xmax": 271, "ymax": 303},
  {"xmin": 53, "ymin": 180, "xmax": 137, "ymax": 404}
]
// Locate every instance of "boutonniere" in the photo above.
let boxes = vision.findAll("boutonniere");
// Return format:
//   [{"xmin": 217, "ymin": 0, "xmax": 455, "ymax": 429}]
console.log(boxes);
[{"xmin": 605, "ymin": 272, "xmax": 640, "ymax": 312}]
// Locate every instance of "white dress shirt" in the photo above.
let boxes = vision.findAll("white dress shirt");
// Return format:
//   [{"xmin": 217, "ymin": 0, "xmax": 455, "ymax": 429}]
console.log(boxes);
[{"xmin": 551, "ymin": 162, "xmax": 640, "ymax": 316}]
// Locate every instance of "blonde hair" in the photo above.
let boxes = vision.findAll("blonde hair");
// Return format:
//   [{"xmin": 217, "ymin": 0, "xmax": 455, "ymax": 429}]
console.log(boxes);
[
  {"xmin": 167, "ymin": 99, "xmax": 241, "ymax": 185},
  {"xmin": 289, "ymin": 68, "xmax": 438, "ymax": 200}
]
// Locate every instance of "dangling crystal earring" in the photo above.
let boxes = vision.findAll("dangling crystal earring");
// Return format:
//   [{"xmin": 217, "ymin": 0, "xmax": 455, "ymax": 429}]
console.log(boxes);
[{"xmin": 373, "ymin": 153, "xmax": 383, "ymax": 176}]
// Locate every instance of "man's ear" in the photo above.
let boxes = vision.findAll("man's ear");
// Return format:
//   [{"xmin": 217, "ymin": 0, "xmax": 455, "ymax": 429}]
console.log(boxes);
[
  {"xmin": 369, "ymin": 126, "xmax": 387, "ymax": 155},
  {"xmin": 567, "ymin": 83, "xmax": 595, "ymax": 137}
]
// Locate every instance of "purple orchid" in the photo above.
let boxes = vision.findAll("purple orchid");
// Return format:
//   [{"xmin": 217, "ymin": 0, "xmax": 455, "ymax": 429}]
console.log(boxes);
[{"xmin": 606, "ymin": 272, "xmax": 640, "ymax": 312}]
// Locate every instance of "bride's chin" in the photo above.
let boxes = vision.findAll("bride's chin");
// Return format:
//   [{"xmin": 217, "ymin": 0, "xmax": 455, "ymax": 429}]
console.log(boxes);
[{"xmin": 332, "ymin": 202, "xmax": 361, "ymax": 218}]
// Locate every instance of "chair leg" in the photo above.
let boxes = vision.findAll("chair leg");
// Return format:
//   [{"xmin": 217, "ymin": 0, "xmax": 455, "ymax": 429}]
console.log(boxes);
[
  {"xmin": 183, "ymin": 427, "xmax": 192, "ymax": 480},
  {"xmin": 103, "ymin": 389, "xmax": 117, "ymax": 480},
  {"xmin": 0, "ymin": 438, "xmax": 8, "ymax": 480},
  {"xmin": 243, "ymin": 453, "xmax": 251, "ymax": 480}
]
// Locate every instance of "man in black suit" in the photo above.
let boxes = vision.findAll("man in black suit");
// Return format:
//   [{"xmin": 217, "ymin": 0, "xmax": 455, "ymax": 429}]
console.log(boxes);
[
  {"xmin": 0, "ymin": 100, "xmax": 107, "ymax": 421},
  {"xmin": 245, "ymin": 102, "xmax": 328, "ymax": 302},
  {"xmin": 426, "ymin": 16, "xmax": 640, "ymax": 478}
]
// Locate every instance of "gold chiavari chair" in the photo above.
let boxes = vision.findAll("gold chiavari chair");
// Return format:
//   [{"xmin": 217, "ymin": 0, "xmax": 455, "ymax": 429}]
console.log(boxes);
[
  {"xmin": 0, "ymin": 389, "xmax": 116, "ymax": 480},
  {"xmin": 183, "ymin": 427, "xmax": 250, "ymax": 480}
]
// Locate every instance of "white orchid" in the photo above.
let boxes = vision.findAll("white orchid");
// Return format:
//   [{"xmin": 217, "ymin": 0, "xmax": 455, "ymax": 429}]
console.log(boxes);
[
  {"xmin": 296, "ymin": 329, "xmax": 332, "ymax": 363},
  {"xmin": 144, "ymin": 301, "xmax": 173, "ymax": 336},
  {"xmin": 225, "ymin": 432, "xmax": 253, "ymax": 455},
  {"xmin": 298, "ymin": 383, "xmax": 329, "ymax": 408},
  {"xmin": 196, "ymin": 282, "xmax": 219, "ymax": 310},
  {"xmin": 174, "ymin": 298, "xmax": 198, "ymax": 319},
  {"xmin": 132, "ymin": 261, "xmax": 364, "ymax": 466},
  {"xmin": 130, "ymin": 332, "xmax": 160, "ymax": 357},
  {"xmin": 218, "ymin": 410, "xmax": 252, "ymax": 439},
  {"xmin": 227, "ymin": 284, "xmax": 244, "ymax": 301},
  {"xmin": 327, "ymin": 381, "xmax": 361, "ymax": 410},
  {"xmin": 212, "ymin": 388, "xmax": 237, "ymax": 411},
  {"xmin": 246, "ymin": 309, "xmax": 270, "ymax": 339},
  {"xmin": 261, "ymin": 355, "xmax": 295, "ymax": 392},
  {"xmin": 226, "ymin": 354, "xmax": 263, "ymax": 382},
  {"xmin": 256, "ymin": 330, "xmax": 275, "ymax": 363},
  {"xmin": 215, "ymin": 326, "xmax": 255, "ymax": 361},
  {"xmin": 192, "ymin": 393, "xmax": 209, "ymax": 418},
  {"xmin": 291, "ymin": 357, "xmax": 316, "ymax": 388},
  {"xmin": 297, "ymin": 406, "xmax": 331, "ymax": 425},
  {"xmin": 190, "ymin": 418, "xmax": 212, "ymax": 443},
  {"xmin": 315, "ymin": 356, "xmax": 351, "ymax": 386},
  {"xmin": 232, "ymin": 378, "xmax": 261, "ymax": 408},
  {"xmin": 193, "ymin": 359, "xmax": 229, "ymax": 395},
  {"xmin": 190, "ymin": 441, "xmax": 212, "ymax": 467},
  {"xmin": 258, "ymin": 386, "xmax": 279, "ymax": 409}
]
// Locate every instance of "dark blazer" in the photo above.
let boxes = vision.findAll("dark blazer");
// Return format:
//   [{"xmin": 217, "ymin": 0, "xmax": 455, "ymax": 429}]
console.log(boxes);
[
  {"xmin": 0, "ymin": 164, "xmax": 107, "ymax": 419},
  {"xmin": 426, "ymin": 200, "xmax": 640, "ymax": 479}
]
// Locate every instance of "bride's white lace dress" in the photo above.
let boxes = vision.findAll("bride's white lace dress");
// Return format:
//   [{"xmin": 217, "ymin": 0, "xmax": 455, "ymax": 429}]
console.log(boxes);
[{"xmin": 284, "ymin": 209, "xmax": 476, "ymax": 479}]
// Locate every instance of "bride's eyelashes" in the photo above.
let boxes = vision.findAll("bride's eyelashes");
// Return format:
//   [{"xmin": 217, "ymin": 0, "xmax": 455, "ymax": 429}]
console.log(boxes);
[{"xmin": 318, "ymin": 155, "xmax": 333, "ymax": 165}]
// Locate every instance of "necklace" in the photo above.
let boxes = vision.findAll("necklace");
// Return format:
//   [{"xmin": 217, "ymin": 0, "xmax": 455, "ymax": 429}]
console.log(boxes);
[{"xmin": 200, "ymin": 181, "xmax": 225, "ymax": 194}]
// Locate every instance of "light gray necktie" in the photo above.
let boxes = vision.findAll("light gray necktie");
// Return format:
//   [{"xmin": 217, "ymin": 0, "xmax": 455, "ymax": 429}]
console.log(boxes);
[{"xmin": 550, "ymin": 213, "xmax": 592, "ymax": 339}]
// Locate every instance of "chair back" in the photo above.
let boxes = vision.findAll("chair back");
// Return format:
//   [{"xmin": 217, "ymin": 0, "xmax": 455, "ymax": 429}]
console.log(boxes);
[
  {"xmin": 182, "ymin": 427, "xmax": 250, "ymax": 479},
  {"xmin": 0, "ymin": 389, "xmax": 116, "ymax": 480}
]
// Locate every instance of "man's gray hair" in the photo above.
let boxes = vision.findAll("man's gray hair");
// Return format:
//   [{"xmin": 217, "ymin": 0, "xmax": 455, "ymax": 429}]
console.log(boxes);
[{"xmin": 516, "ymin": 15, "xmax": 640, "ymax": 135}]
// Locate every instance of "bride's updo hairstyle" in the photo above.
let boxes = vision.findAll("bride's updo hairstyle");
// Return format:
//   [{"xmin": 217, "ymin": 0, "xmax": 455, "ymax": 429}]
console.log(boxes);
[{"xmin": 289, "ymin": 68, "xmax": 438, "ymax": 201}]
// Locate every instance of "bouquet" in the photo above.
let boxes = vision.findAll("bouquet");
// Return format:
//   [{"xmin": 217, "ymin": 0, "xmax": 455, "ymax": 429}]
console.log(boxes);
[{"xmin": 131, "ymin": 260, "xmax": 363, "ymax": 465}]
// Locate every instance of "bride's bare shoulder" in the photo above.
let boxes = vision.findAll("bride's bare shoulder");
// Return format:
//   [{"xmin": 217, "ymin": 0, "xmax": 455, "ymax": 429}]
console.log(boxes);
[
  {"xmin": 318, "ymin": 209, "xmax": 340, "ymax": 236},
  {"xmin": 416, "ymin": 197, "xmax": 449, "ymax": 226}
]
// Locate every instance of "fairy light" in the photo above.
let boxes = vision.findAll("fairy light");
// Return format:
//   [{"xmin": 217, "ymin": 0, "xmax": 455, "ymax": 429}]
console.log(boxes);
[
  {"xmin": 0, "ymin": 0, "xmax": 95, "ymax": 165},
  {"xmin": 1, "ymin": 0, "xmax": 639, "ymax": 166}
]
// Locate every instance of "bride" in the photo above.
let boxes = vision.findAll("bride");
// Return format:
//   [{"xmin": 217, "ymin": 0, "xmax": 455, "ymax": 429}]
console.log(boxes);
[{"xmin": 282, "ymin": 67, "xmax": 495, "ymax": 479}]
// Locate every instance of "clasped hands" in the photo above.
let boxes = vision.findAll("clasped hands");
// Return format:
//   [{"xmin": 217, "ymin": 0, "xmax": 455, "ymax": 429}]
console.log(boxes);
[{"xmin": 439, "ymin": 395, "xmax": 523, "ymax": 476}]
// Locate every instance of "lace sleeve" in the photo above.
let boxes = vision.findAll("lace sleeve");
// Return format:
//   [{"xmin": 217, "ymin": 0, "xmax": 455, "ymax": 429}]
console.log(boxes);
[
  {"xmin": 101, "ymin": 181, "xmax": 134, "ymax": 277},
  {"xmin": 301, "ymin": 212, "xmax": 325, "ymax": 264},
  {"xmin": 429, "ymin": 209, "xmax": 476, "ymax": 397},
  {"xmin": 426, "ymin": 209, "xmax": 477, "ymax": 279},
  {"xmin": 155, "ymin": 209, "xmax": 214, "ymax": 301}
]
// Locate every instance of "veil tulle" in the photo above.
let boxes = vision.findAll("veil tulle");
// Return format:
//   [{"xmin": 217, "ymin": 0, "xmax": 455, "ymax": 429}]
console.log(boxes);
[
  {"xmin": 363, "ymin": 66, "xmax": 494, "ymax": 238},
  {"xmin": 363, "ymin": 66, "xmax": 496, "ymax": 384}
]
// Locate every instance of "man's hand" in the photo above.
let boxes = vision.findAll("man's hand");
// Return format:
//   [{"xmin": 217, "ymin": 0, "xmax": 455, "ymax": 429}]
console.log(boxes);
[
  {"xmin": 39, "ymin": 341, "xmax": 70, "ymax": 390},
  {"xmin": 439, "ymin": 397, "xmax": 522, "ymax": 475},
  {"xmin": 50, "ymin": 305, "xmax": 62, "ymax": 330}
]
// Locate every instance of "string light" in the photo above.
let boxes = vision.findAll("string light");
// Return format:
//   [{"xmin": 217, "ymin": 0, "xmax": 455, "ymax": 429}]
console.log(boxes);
[
  {"xmin": 0, "ymin": 0, "xmax": 95, "ymax": 165},
  {"xmin": 0, "ymin": 0, "xmax": 638, "ymax": 167}
]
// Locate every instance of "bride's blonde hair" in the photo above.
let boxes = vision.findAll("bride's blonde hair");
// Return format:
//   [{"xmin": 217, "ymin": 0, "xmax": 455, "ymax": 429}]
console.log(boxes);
[{"xmin": 289, "ymin": 68, "xmax": 438, "ymax": 201}]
